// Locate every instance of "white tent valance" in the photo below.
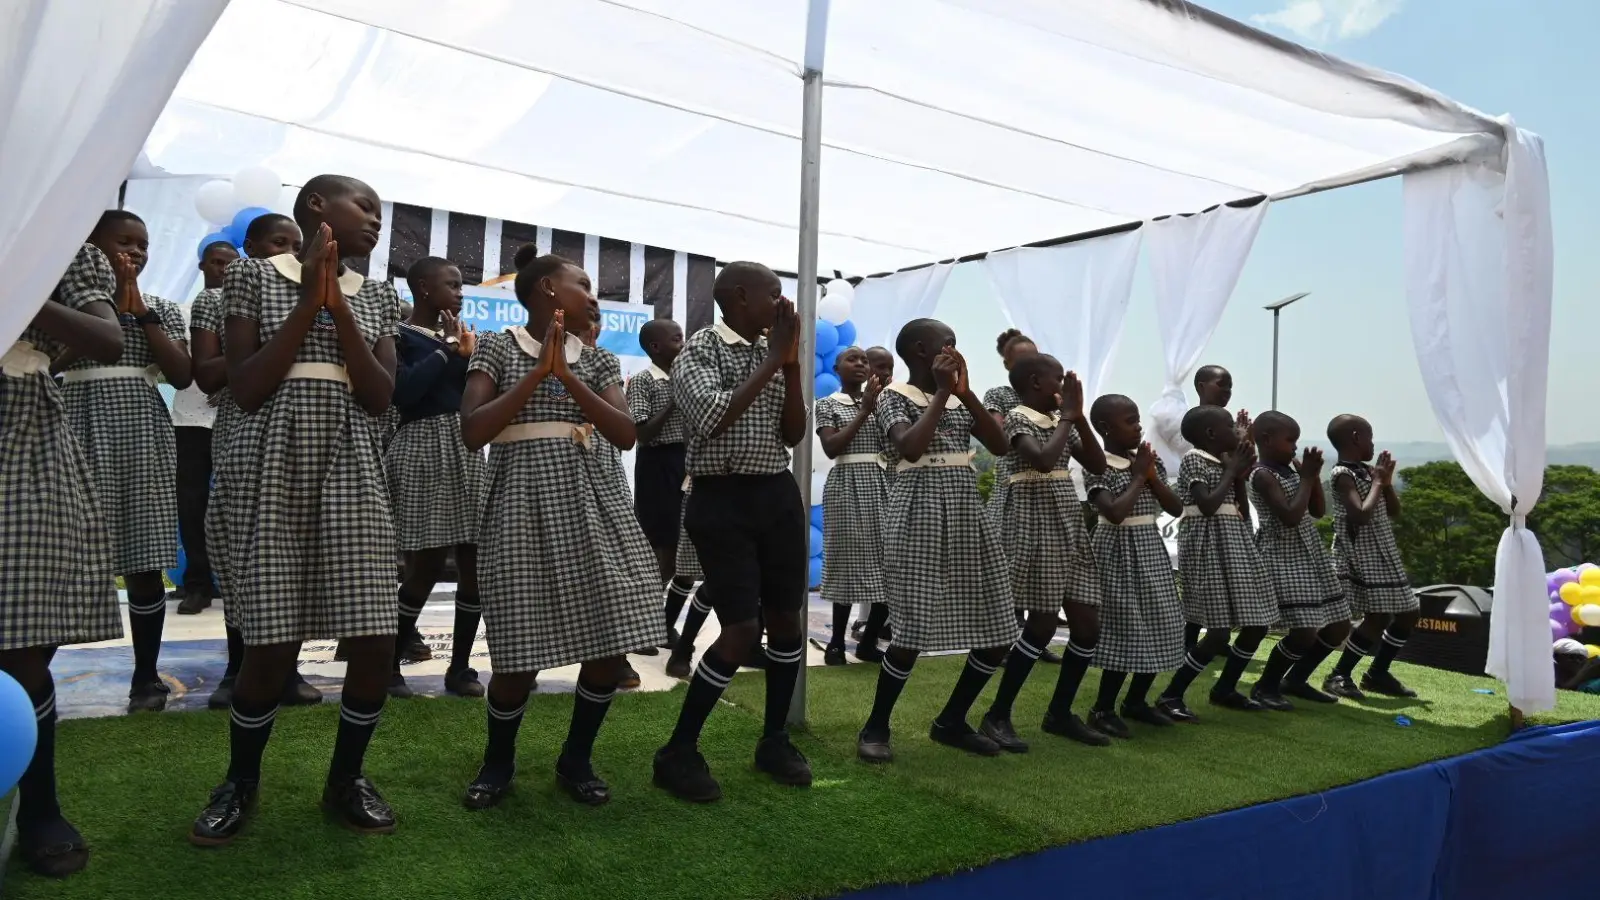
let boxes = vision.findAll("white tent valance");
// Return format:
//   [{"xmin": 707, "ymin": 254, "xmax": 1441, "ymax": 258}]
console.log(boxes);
[{"xmin": 143, "ymin": 0, "xmax": 1504, "ymax": 276}]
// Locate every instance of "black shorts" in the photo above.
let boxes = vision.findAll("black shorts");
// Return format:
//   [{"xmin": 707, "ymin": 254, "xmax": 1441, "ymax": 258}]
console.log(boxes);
[
  {"xmin": 633, "ymin": 442, "xmax": 686, "ymax": 549},
  {"xmin": 684, "ymin": 472, "xmax": 806, "ymax": 627}
]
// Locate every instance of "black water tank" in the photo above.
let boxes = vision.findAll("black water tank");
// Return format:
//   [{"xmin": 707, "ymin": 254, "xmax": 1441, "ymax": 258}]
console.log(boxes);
[{"xmin": 1397, "ymin": 584, "xmax": 1492, "ymax": 676}]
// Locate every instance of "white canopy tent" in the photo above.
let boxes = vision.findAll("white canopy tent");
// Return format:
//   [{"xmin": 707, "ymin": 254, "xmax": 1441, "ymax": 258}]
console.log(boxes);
[{"xmin": 0, "ymin": 0, "xmax": 1553, "ymax": 718}]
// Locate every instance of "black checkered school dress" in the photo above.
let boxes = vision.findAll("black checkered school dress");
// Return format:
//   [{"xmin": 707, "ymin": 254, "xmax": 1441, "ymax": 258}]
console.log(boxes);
[
  {"xmin": 0, "ymin": 244, "xmax": 121, "ymax": 650},
  {"xmin": 218, "ymin": 256, "xmax": 400, "ymax": 645},
  {"xmin": 385, "ymin": 323, "xmax": 486, "ymax": 552},
  {"xmin": 1249, "ymin": 465, "xmax": 1351, "ymax": 629},
  {"xmin": 627, "ymin": 365, "xmax": 688, "ymax": 549},
  {"xmin": 469, "ymin": 328, "xmax": 663, "ymax": 672},
  {"xmin": 982, "ymin": 385, "xmax": 1020, "ymax": 533},
  {"xmin": 1328, "ymin": 461, "xmax": 1416, "ymax": 616},
  {"xmin": 189, "ymin": 288, "xmax": 245, "ymax": 629},
  {"xmin": 60, "ymin": 291, "xmax": 184, "ymax": 576},
  {"xmin": 816, "ymin": 392, "xmax": 887, "ymax": 606},
  {"xmin": 877, "ymin": 384, "xmax": 1016, "ymax": 653},
  {"xmin": 1000, "ymin": 407, "xmax": 1099, "ymax": 611},
  {"xmin": 1084, "ymin": 456, "xmax": 1184, "ymax": 673},
  {"xmin": 1175, "ymin": 450, "xmax": 1277, "ymax": 629},
  {"xmin": 674, "ymin": 478, "xmax": 702, "ymax": 580}
]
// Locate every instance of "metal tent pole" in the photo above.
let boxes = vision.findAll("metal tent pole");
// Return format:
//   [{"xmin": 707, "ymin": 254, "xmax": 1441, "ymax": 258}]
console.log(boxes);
[{"xmin": 787, "ymin": 0, "xmax": 829, "ymax": 728}]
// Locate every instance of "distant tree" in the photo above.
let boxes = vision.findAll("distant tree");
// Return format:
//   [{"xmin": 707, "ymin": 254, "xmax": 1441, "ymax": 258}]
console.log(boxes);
[
  {"xmin": 1530, "ymin": 465, "xmax": 1600, "ymax": 569},
  {"xmin": 1389, "ymin": 461, "xmax": 1503, "ymax": 587}
]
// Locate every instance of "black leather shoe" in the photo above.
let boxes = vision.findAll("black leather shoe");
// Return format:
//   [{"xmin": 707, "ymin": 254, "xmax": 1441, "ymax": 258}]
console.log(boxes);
[
  {"xmin": 208, "ymin": 676, "xmax": 235, "ymax": 711},
  {"xmin": 1360, "ymin": 670, "xmax": 1419, "ymax": 698},
  {"xmin": 445, "ymin": 666, "xmax": 486, "ymax": 698},
  {"xmin": 1155, "ymin": 697, "xmax": 1200, "ymax": 723},
  {"xmin": 1209, "ymin": 689, "xmax": 1266, "ymax": 711},
  {"xmin": 854, "ymin": 642, "xmax": 884, "ymax": 663},
  {"xmin": 322, "ymin": 776, "xmax": 395, "ymax": 834},
  {"xmin": 20, "ymin": 815, "xmax": 89, "ymax": 876},
  {"xmin": 1283, "ymin": 680, "xmax": 1340, "ymax": 704},
  {"xmin": 857, "ymin": 728, "xmax": 894, "ymax": 763},
  {"xmin": 659, "ymin": 626, "xmax": 680, "ymax": 650},
  {"xmin": 462, "ymin": 765, "xmax": 515, "ymax": 810},
  {"xmin": 402, "ymin": 637, "xmax": 432, "ymax": 663},
  {"xmin": 1249, "ymin": 686, "xmax": 1295, "ymax": 712},
  {"xmin": 1121, "ymin": 703, "xmax": 1175, "ymax": 727},
  {"xmin": 823, "ymin": 644, "xmax": 848, "ymax": 666},
  {"xmin": 1322, "ymin": 673, "xmax": 1367, "ymax": 701},
  {"xmin": 282, "ymin": 671, "xmax": 323, "ymax": 706},
  {"xmin": 978, "ymin": 713, "xmax": 1029, "ymax": 753},
  {"xmin": 1041, "ymin": 710, "xmax": 1111, "ymax": 746},
  {"xmin": 653, "ymin": 745, "xmax": 722, "ymax": 802},
  {"xmin": 556, "ymin": 757, "xmax": 611, "ymax": 806},
  {"xmin": 189, "ymin": 779, "xmax": 258, "ymax": 846},
  {"xmin": 387, "ymin": 672, "xmax": 414, "ymax": 699},
  {"xmin": 665, "ymin": 648, "xmax": 694, "ymax": 679},
  {"xmin": 127, "ymin": 679, "xmax": 169, "ymax": 713},
  {"xmin": 176, "ymin": 593, "xmax": 211, "ymax": 615},
  {"xmin": 618, "ymin": 660, "xmax": 642, "ymax": 690},
  {"xmin": 755, "ymin": 732, "xmax": 813, "ymax": 786},
  {"xmin": 1087, "ymin": 709, "xmax": 1130, "ymax": 739},
  {"xmin": 1037, "ymin": 647, "xmax": 1063, "ymax": 665},
  {"xmin": 929, "ymin": 719, "xmax": 1002, "ymax": 756}
]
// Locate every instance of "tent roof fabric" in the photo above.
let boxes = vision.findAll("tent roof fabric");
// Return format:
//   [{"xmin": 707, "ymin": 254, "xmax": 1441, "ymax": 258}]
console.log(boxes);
[{"xmin": 142, "ymin": 0, "xmax": 1506, "ymax": 276}]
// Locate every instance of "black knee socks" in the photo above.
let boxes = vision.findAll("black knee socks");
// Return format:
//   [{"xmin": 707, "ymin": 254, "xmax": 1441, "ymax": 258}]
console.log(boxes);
[
  {"xmin": 451, "ymin": 592, "xmax": 482, "ymax": 673},
  {"xmin": 864, "ymin": 654, "xmax": 915, "ymax": 734},
  {"xmin": 329, "ymin": 694, "xmax": 384, "ymax": 781},
  {"xmin": 1257, "ymin": 641, "xmax": 1304, "ymax": 692},
  {"xmin": 663, "ymin": 578, "xmax": 694, "ymax": 628},
  {"xmin": 1289, "ymin": 633, "xmax": 1343, "ymax": 684},
  {"xmin": 226, "ymin": 695, "xmax": 279, "ymax": 784},
  {"xmin": 1094, "ymin": 670, "xmax": 1128, "ymax": 713},
  {"xmin": 763, "ymin": 637, "xmax": 804, "ymax": 736},
  {"xmin": 127, "ymin": 583, "xmax": 167, "ymax": 684},
  {"xmin": 936, "ymin": 653, "xmax": 1000, "ymax": 728},
  {"xmin": 1333, "ymin": 631, "xmax": 1374, "ymax": 678},
  {"xmin": 675, "ymin": 588, "xmax": 714, "ymax": 652},
  {"xmin": 668, "ymin": 648, "xmax": 740, "ymax": 748},
  {"xmin": 223, "ymin": 625, "xmax": 244, "ymax": 680},
  {"xmin": 18, "ymin": 685, "xmax": 60, "ymax": 825},
  {"xmin": 1184, "ymin": 623, "xmax": 1203, "ymax": 650},
  {"xmin": 1046, "ymin": 638, "xmax": 1096, "ymax": 718},
  {"xmin": 1125, "ymin": 673, "xmax": 1156, "ymax": 709},
  {"xmin": 829, "ymin": 604, "xmax": 852, "ymax": 650},
  {"xmin": 859, "ymin": 603, "xmax": 889, "ymax": 646},
  {"xmin": 1370, "ymin": 622, "xmax": 1412, "ymax": 675},
  {"xmin": 1161, "ymin": 648, "xmax": 1217, "ymax": 702},
  {"xmin": 562, "ymin": 679, "xmax": 616, "ymax": 771},
  {"xmin": 987, "ymin": 633, "xmax": 1048, "ymax": 720},
  {"xmin": 483, "ymin": 691, "xmax": 527, "ymax": 776},
  {"xmin": 1214, "ymin": 634, "xmax": 1264, "ymax": 695},
  {"xmin": 395, "ymin": 586, "xmax": 426, "ymax": 672}
]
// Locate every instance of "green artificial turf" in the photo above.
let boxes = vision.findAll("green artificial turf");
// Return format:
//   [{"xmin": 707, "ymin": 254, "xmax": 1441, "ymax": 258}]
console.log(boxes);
[{"xmin": 9, "ymin": 651, "xmax": 1599, "ymax": 900}]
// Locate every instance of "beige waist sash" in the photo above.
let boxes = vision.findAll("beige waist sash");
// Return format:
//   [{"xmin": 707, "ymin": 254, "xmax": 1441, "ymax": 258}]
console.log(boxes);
[
  {"xmin": 895, "ymin": 451, "xmax": 974, "ymax": 473},
  {"xmin": 492, "ymin": 421, "xmax": 593, "ymax": 449},
  {"xmin": 1099, "ymin": 514, "xmax": 1158, "ymax": 527},
  {"xmin": 62, "ymin": 364, "xmax": 160, "ymax": 385},
  {"xmin": 1181, "ymin": 503, "xmax": 1240, "ymax": 518},
  {"xmin": 284, "ymin": 362, "xmax": 349, "ymax": 385},
  {"xmin": 1009, "ymin": 469, "xmax": 1072, "ymax": 485},
  {"xmin": 835, "ymin": 453, "xmax": 883, "ymax": 466},
  {"xmin": 1, "ymin": 341, "xmax": 52, "ymax": 378}
]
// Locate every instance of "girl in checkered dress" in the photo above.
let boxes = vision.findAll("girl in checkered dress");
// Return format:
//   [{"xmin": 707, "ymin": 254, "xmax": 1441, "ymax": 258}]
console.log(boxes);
[
  {"xmin": 59, "ymin": 212, "xmax": 190, "ymax": 713},
  {"xmin": 1155, "ymin": 406, "xmax": 1278, "ymax": 721},
  {"xmin": 1244, "ymin": 411, "xmax": 1353, "ymax": 708},
  {"xmin": 2, "ymin": 243, "xmax": 125, "ymax": 877},
  {"xmin": 815, "ymin": 346, "xmax": 889, "ymax": 666},
  {"xmin": 856, "ymin": 319, "xmax": 1017, "ymax": 763},
  {"xmin": 195, "ymin": 216, "xmax": 323, "ymax": 713},
  {"xmin": 190, "ymin": 176, "xmax": 403, "ymax": 846},
  {"xmin": 980, "ymin": 329, "xmax": 1033, "ymax": 536},
  {"xmin": 977, "ymin": 355, "xmax": 1111, "ymax": 752},
  {"xmin": 1321, "ymin": 415, "xmax": 1420, "ymax": 700},
  {"xmin": 457, "ymin": 252, "xmax": 662, "ymax": 810},
  {"xmin": 385, "ymin": 257, "xmax": 489, "ymax": 701},
  {"xmin": 627, "ymin": 319, "xmax": 696, "ymax": 653},
  {"xmin": 1081, "ymin": 396, "xmax": 1186, "ymax": 739}
]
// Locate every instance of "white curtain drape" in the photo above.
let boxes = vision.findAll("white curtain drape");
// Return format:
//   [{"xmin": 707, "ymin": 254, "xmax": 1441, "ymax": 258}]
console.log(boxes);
[
  {"xmin": 1143, "ymin": 201, "xmax": 1270, "ymax": 469},
  {"xmin": 123, "ymin": 177, "xmax": 214, "ymax": 308},
  {"xmin": 0, "ymin": 0, "xmax": 228, "ymax": 350},
  {"xmin": 981, "ymin": 229, "xmax": 1143, "ymax": 403},
  {"xmin": 1404, "ymin": 123, "xmax": 1555, "ymax": 714},
  {"xmin": 850, "ymin": 261, "xmax": 955, "ymax": 375}
]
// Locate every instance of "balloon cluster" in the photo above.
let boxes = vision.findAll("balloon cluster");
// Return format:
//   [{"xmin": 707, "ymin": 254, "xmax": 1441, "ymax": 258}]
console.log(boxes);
[
  {"xmin": 0, "ymin": 670, "xmax": 37, "ymax": 796},
  {"xmin": 812, "ymin": 279, "xmax": 858, "ymax": 399},
  {"xmin": 1548, "ymin": 564, "xmax": 1600, "ymax": 654},
  {"xmin": 194, "ymin": 166, "xmax": 283, "ymax": 259},
  {"xmin": 808, "ymin": 503, "xmax": 825, "ymax": 590}
]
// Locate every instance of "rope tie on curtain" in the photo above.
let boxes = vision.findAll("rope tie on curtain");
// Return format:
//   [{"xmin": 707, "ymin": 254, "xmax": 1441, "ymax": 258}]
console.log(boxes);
[{"xmin": 1509, "ymin": 495, "xmax": 1525, "ymax": 530}]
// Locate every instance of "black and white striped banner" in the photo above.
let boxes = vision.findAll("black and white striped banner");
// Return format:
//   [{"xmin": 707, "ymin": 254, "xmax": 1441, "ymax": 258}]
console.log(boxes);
[{"xmin": 353, "ymin": 202, "xmax": 719, "ymax": 333}]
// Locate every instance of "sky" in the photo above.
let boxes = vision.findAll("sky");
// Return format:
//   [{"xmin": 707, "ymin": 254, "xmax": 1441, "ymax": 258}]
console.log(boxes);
[{"xmin": 931, "ymin": 0, "xmax": 1597, "ymax": 446}]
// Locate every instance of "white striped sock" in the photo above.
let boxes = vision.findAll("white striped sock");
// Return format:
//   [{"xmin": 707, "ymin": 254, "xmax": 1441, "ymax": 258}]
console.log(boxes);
[
  {"xmin": 1230, "ymin": 644, "xmax": 1257, "ymax": 661},
  {"xmin": 765, "ymin": 644, "xmax": 804, "ymax": 665},
  {"xmin": 1382, "ymin": 631, "xmax": 1407, "ymax": 648},
  {"xmin": 690, "ymin": 592, "xmax": 713, "ymax": 613},
  {"xmin": 230, "ymin": 704, "xmax": 278, "ymax": 730},
  {"xmin": 1318, "ymin": 636, "xmax": 1342, "ymax": 652},
  {"xmin": 488, "ymin": 699, "xmax": 527, "ymax": 721},
  {"xmin": 694, "ymin": 661, "xmax": 734, "ymax": 691},
  {"xmin": 575, "ymin": 682, "xmax": 616, "ymax": 705},
  {"xmin": 34, "ymin": 690, "xmax": 56, "ymax": 722},
  {"xmin": 339, "ymin": 702, "xmax": 382, "ymax": 727},
  {"xmin": 966, "ymin": 655, "xmax": 1000, "ymax": 677},
  {"xmin": 1013, "ymin": 637, "xmax": 1044, "ymax": 661},
  {"xmin": 1066, "ymin": 640, "xmax": 1095, "ymax": 659},
  {"xmin": 1343, "ymin": 638, "xmax": 1370, "ymax": 657},
  {"xmin": 1276, "ymin": 644, "xmax": 1303, "ymax": 661},
  {"xmin": 128, "ymin": 595, "xmax": 167, "ymax": 615},
  {"xmin": 882, "ymin": 658, "xmax": 912, "ymax": 681},
  {"xmin": 1183, "ymin": 651, "xmax": 1208, "ymax": 672}
]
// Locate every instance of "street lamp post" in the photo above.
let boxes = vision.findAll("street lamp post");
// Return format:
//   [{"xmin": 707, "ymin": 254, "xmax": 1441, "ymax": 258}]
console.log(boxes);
[{"xmin": 1263, "ymin": 292, "xmax": 1310, "ymax": 411}]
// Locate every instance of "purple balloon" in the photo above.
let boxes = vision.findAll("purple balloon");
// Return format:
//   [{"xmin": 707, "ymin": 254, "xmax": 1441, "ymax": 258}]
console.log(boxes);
[
  {"xmin": 1553, "ymin": 618, "xmax": 1569, "ymax": 642},
  {"xmin": 1552, "ymin": 601, "xmax": 1570, "ymax": 622},
  {"xmin": 1553, "ymin": 569, "xmax": 1580, "ymax": 587}
]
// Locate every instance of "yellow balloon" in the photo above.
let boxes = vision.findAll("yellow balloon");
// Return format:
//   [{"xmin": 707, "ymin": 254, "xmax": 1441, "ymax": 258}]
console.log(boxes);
[
  {"xmin": 1582, "ymin": 585, "xmax": 1600, "ymax": 607},
  {"xmin": 1587, "ymin": 645, "xmax": 1600, "ymax": 659},
  {"xmin": 1581, "ymin": 567, "xmax": 1600, "ymax": 587},
  {"xmin": 1561, "ymin": 581, "xmax": 1584, "ymax": 605}
]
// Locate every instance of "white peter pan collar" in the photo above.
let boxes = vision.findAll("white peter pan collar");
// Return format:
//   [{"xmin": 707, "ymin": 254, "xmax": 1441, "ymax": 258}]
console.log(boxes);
[
  {"xmin": 885, "ymin": 381, "xmax": 962, "ymax": 409},
  {"xmin": 1187, "ymin": 448, "xmax": 1223, "ymax": 464},
  {"xmin": 646, "ymin": 363, "xmax": 670, "ymax": 381},
  {"xmin": 1103, "ymin": 454, "xmax": 1132, "ymax": 470},
  {"xmin": 267, "ymin": 253, "xmax": 364, "ymax": 297},
  {"xmin": 1015, "ymin": 405, "xmax": 1059, "ymax": 428},
  {"xmin": 509, "ymin": 325, "xmax": 584, "ymax": 364},
  {"xmin": 713, "ymin": 321, "xmax": 764, "ymax": 346},
  {"xmin": 829, "ymin": 392, "xmax": 857, "ymax": 406}
]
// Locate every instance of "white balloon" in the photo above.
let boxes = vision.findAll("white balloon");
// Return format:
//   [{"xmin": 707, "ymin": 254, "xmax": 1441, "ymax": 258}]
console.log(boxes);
[
  {"xmin": 811, "ymin": 434, "xmax": 834, "ymax": 478},
  {"xmin": 818, "ymin": 280, "xmax": 854, "ymax": 324},
  {"xmin": 231, "ymin": 165, "xmax": 282, "ymax": 209},
  {"xmin": 809, "ymin": 469, "xmax": 829, "ymax": 502},
  {"xmin": 1579, "ymin": 604, "xmax": 1600, "ymax": 627},
  {"xmin": 194, "ymin": 180, "xmax": 238, "ymax": 225}
]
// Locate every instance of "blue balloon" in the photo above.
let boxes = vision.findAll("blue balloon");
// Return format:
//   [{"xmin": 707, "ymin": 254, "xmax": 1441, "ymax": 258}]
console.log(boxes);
[
  {"xmin": 821, "ymin": 345, "xmax": 842, "ymax": 372},
  {"xmin": 229, "ymin": 206, "xmax": 272, "ymax": 241},
  {"xmin": 808, "ymin": 555, "xmax": 824, "ymax": 590},
  {"xmin": 835, "ymin": 319, "xmax": 857, "ymax": 349},
  {"xmin": 814, "ymin": 371, "xmax": 841, "ymax": 397},
  {"xmin": 809, "ymin": 525, "xmax": 825, "ymax": 558},
  {"xmin": 0, "ymin": 670, "xmax": 38, "ymax": 795},
  {"xmin": 165, "ymin": 525, "xmax": 187, "ymax": 590},
  {"xmin": 197, "ymin": 231, "xmax": 233, "ymax": 260},
  {"xmin": 815, "ymin": 320, "xmax": 839, "ymax": 356},
  {"xmin": 809, "ymin": 504, "xmax": 824, "ymax": 530}
]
